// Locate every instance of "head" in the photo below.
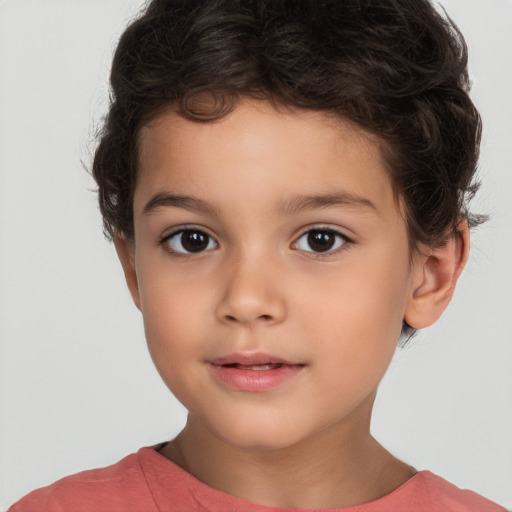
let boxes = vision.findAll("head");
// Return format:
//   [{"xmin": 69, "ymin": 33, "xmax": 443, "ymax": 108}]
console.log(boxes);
[
  {"xmin": 94, "ymin": 0, "xmax": 482, "ymax": 249},
  {"xmin": 92, "ymin": 0, "xmax": 482, "ymax": 449}
]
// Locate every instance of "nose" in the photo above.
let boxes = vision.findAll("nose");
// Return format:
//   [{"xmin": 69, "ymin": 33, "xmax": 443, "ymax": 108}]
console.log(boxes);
[{"xmin": 215, "ymin": 251, "xmax": 286, "ymax": 328}]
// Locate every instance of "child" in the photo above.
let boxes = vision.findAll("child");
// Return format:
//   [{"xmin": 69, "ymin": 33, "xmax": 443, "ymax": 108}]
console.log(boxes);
[{"xmin": 8, "ymin": 0, "xmax": 508, "ymax": 510}]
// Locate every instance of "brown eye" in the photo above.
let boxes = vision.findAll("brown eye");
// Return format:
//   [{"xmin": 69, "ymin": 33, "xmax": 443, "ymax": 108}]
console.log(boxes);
[
  {"xmin": 164, "ymin": 229, "xmax": 217, "ymax": 254},
  {"xmin": 295, "ymin": 228, "xmax": 347, "ymax": 254}
]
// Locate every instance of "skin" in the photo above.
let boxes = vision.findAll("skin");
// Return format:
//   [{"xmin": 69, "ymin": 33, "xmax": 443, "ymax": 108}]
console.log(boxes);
[{"xmin": 116, "ymin": 98, "xmax": 468, "ymax": 508}]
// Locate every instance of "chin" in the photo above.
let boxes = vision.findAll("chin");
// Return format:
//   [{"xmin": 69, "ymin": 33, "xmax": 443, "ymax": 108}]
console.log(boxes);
[{"xmin": 205, "ymin": 413, "xmax": 316, "ymax": 453}]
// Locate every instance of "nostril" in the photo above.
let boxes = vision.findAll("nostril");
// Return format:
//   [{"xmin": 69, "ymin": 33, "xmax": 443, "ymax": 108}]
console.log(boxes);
[{"xmin": 223, "ymin": 314, "xmax": 273, "ymax": 322}]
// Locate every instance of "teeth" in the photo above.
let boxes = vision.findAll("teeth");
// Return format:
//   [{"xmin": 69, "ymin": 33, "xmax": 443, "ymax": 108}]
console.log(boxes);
[{"xmin": 230, "ymin": 363, "xmax": 283, "ymax": 370}]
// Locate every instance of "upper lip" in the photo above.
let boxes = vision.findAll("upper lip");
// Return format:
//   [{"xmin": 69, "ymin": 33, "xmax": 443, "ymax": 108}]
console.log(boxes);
[{"xmin": 209, "ymin": 352, "xmax": 301, "ymax": 366}]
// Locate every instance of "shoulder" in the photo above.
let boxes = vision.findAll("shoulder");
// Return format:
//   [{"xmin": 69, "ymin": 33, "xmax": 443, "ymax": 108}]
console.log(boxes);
[
  {"xmin": 8, "ymin": 448, "xmax": 158, "ymax": 512},
  {"xmin": 409, "ymin": 471, "xmax": 507, "ymax": 512}
]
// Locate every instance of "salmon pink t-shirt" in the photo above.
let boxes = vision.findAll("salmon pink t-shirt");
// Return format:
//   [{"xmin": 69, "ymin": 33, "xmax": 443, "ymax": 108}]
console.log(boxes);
[{"xmin": 9, "ymin": 444, "xmax": 507, "ymax": 512}]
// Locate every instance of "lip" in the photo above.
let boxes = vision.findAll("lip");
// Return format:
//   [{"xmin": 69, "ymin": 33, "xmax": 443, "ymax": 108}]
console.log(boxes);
[
  {"xmin": 208, "ymin": 352, "xmax": 305, "ymax": 392},
  {"xmin": 210, "ymin": 352, "xmax": 299, "ymax": 366}
]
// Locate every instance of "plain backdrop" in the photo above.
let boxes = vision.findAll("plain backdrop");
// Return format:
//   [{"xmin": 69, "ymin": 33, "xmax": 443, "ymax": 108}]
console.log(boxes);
[{"xmin": 0, "ymin": 0, "xmax": 511, "ymax": 509}]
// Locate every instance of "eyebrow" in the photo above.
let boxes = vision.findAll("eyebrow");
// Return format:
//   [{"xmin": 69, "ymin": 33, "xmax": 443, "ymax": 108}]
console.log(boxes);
[
  {"xmin": 142, "ymin": 190, "xmax": 376, "ymax": 217},
  {"xmin": 276, "ymin": 191, "xmax": 376, "ymax": 215},
  {"xmin": 143, "ymin": 192, "xmax": 220, "ymax": 217}
]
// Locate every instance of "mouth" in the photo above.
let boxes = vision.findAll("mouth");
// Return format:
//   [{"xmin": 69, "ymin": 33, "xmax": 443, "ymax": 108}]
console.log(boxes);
[
  {"xmin": 209, "ymin": 352, "xmax": 301, "ymax": 367},
  {"xmin": 208, "ymin": 353, "xmax": 305, "ymax": 392},
  {"xmin": 221, "ymin": 362, "xmax": 286, "ymax": 371}
]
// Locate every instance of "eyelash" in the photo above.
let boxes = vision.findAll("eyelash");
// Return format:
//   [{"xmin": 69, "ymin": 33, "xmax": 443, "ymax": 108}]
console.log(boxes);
[{"xmin": 159, "ymin": 225, "xmax": 353, "ymax": 260}]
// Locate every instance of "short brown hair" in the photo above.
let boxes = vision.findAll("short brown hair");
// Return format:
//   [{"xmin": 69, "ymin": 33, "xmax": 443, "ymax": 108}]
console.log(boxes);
[{"xmin": 92, "ymin": 0, "xmax": 484, "ymax": 250}]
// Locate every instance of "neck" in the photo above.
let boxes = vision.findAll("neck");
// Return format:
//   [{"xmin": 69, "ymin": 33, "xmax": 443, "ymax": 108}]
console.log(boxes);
[{"xmin": 160, "ymin": 394, "xmax": 415, "ymax": 508}]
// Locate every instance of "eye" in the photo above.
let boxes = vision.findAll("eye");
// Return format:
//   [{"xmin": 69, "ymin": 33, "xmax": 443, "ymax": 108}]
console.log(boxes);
[
  {"xmin": 162, "ymin": 227, "xmax": 217, "ymax": 255},
  {"xmin": 293, "ymin": 228, "xmax": 349, "ymax": 255}
]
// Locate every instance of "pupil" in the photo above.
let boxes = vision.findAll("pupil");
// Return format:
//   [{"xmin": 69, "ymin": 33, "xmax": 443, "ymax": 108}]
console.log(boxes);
[
  {"xmin": 308, "ymin": 230, "xmax": 334, "ymax": 252},
  {"xmin": 182, "ymin": 230, "xmax": 208, "ymax": 252}
]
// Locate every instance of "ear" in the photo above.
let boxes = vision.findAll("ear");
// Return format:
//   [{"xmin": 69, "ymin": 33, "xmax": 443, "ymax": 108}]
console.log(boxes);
[
  {"xmin": 114, "ymin": 235, "xmax": 141, "ymax": 310},
  {"xmin": 404, "ymin": 221, "xmax": 469, "ymax": 329}
]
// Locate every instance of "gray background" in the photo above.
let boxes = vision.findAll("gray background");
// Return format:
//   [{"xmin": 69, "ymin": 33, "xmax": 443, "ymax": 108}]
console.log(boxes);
[{"xmin": 1, "ymin": 0, "xmax": 511, "ymax": 509}]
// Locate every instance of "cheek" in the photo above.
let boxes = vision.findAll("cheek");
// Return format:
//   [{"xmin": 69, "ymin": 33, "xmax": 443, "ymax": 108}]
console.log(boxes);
[
  {"xmin": 140, "ymin": 287, "xmax": 209, "ymax": 409},
  {"xmin": 298, "ymin": 253, "xmax": 409, "ymax": 368},
  {"xmin": 137, "ymin": 267, "xmax": 209, "ymax": 367}
]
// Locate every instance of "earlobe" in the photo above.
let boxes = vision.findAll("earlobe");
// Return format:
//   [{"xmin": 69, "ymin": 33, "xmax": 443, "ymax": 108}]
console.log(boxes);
[
  {"xmin": 404, "ymin": 221, "xmax": 469, "ymax": 329},
  {"xmin": 114, "ymin": 235, "xmax": 142, "ymax": 310}
]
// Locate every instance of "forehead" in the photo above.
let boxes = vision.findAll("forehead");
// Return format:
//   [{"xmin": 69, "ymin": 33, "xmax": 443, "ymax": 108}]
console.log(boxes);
[{"xmin": 135, "ymin": 99, "xmax": 397, "ymax": 219}]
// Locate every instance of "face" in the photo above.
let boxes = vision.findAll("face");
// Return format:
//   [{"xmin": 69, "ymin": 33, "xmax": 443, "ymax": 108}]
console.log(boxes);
[{"xmin": 125, "ymin": 99, "xmax": 420, "ymax": 451}]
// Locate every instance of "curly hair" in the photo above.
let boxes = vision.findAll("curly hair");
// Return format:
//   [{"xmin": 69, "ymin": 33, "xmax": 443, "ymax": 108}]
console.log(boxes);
[{"xmin": 92, "ymin": 0, "xmax": 483, "ymax": 250}]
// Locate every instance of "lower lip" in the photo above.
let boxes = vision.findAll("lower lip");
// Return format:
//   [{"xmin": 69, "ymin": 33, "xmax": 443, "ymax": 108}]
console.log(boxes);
[{"xmin": 208, "ymin": 364, "xmax": 305, "ymax": 392}]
